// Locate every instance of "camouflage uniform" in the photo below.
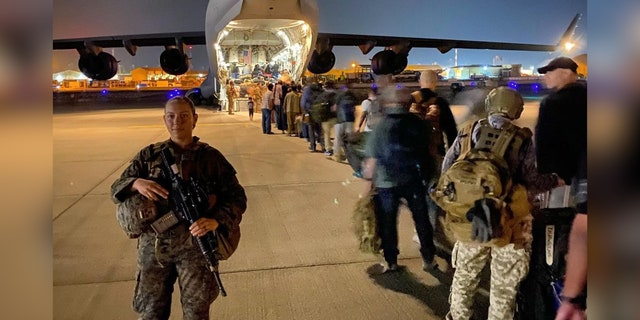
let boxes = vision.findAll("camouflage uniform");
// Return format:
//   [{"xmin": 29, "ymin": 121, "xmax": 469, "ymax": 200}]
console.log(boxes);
[
  {"xmin": 111, "ymin": 137, "xmax": 247, "ymax": 320},
  {"xmin": 442, "ymin": 114, "xmax": 557, "ymax": 320}
]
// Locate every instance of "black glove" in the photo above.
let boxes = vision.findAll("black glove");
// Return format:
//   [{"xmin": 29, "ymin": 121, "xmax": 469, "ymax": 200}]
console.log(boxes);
[{"xmin": 466, "ymin": 198, "xmax": 503, "ymax": 242}]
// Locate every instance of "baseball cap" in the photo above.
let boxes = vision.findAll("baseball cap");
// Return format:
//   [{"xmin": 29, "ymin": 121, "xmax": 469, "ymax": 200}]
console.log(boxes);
[{"xmin": 537, "ymin": 57, "xmax": 578, "ymax": 74}]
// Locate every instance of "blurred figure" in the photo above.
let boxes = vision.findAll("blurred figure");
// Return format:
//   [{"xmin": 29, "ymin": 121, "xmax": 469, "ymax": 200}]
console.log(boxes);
[
  {"xmin": 362, "ymin": 85, "xmax": 437, "ymax": 273},
  {"xmin": 332, "ymin": 88, "xmax": 357, "ymax": 162},
  {"xmin": 410, "ymin": 70, "xmax": 458, "ymax": 244},
  {"xmin": 534, "ymin": 57, "xmax": 587, "ymax": 320},
  {"xmin": 301, "ymin": 82, "xmax": 325, "ymax": 152},
  {"xmin": 411, "ymin": 70, "xmax": 458, "ymax": 156},
  {"xmin": 316, "ymin": 80, "xmax": 338, "ymax": 156},
  {"xmin": 225, "ymin": 80, "xmax": 237, "ymax": 115},
  {"xmin": 284, "ymin": 85, "xmax": 302, "ymax": 136},
  {"xmin": 252, "ymin": 64, "xmax": 262, "ymax": 78},
  {"xmin": 351, "ymin": 86, "xmax": 383, "ymax": 177},
  {"xmin": 357, "ymin": 86, "xmax": 383, "ymax": 133},
  {"xmin": 274, "ymin": 80, "xmax": 284, "ymax": 132}
]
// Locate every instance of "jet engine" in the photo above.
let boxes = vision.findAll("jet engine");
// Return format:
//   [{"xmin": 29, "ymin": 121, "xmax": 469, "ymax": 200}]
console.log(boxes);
[
  {"xmin": 78, "ymin": 51, "xmax": 118, "ymax": 80},
  {"xmin": 371, "ymin": 49, "xmax": 408, "ymax": 75},
  {"xmin": 160, "ymin": 47, "xmax": 189, "ymax": 75},
  {"xmin": 306, "ymin": 50, "xmax": 335, "ymax": 74}
]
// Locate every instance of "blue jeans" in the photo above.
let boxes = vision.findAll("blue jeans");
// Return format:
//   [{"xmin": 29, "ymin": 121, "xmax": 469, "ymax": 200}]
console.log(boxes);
[
  {"xmin": 262, "ymin": 109, "xmax": 272, "ymax": 133},
  {"xmin": 374, "ymin": 182, "xmax": 436, "ymax": 265}
]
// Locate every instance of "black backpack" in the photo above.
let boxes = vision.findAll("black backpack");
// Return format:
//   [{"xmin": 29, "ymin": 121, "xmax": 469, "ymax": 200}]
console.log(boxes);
[
  {"xmin": 516, "ymin": 207, "xmax": 579, "ymax": 320},
  {"xmin": 376, "ymin": 113, "xmax": 434, "ymax": 185}
]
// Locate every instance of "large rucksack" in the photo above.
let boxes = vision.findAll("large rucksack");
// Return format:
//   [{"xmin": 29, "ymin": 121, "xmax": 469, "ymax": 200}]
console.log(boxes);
[
  {"xmin": 376, "ymin": 113, "xmax": 433, "ymax": 185},
  {"xmin": 310, "ymin": 90, "xmax": 336, "ymax": 123},
  {"xmin": 431, "ymin": 119, "xmax": 532, "ymax": 245}
]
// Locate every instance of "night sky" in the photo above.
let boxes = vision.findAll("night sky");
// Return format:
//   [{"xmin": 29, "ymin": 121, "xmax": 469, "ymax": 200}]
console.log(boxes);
[{"xmin": 52, "ymin": 0, "xmax": 587, "ymax": 73}]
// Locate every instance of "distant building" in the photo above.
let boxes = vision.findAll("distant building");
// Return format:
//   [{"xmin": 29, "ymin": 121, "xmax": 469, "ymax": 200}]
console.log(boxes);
[
  {"xmin": 443, "ymin": 64, "xmax": 522, "ymax": 79},
  {"xmin": 52, "ymin": 70, "xmax": 87, "ymax": 81}
]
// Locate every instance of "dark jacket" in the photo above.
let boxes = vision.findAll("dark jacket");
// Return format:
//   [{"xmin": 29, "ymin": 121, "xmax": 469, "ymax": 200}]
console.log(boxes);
[
  {"xmin": 366, "ymin": 106, "xmax": 435, "ymax": 188},
  {"xmin": 418, "ymin": 88, "xmax": 458, "ymax": 155},
  {"xmin": 535, "ymin": 82, "xmax": 587, "ymax": 183},
  {"xmin": 336, "ymin": 91, "xmax": 356, "ymax": 123}
]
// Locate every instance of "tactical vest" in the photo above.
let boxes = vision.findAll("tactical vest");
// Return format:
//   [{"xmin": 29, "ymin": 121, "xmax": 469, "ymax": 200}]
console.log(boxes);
[{"xmin": 432, "ymin": 119, "xmax": 533, "ymax": 246}]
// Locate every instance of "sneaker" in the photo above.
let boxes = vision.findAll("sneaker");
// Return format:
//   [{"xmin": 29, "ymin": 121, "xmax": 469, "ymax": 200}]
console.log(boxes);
[
  {"xmin": 324, "ymin": 150, "xmax": 333, "ymax": 156},
  {"xmin": 367, "ymin": 262, "xmax": 400, "ymax": 275},
  {"xmin": 386, "ymin": 262, "xmax": 399, "ymax": 272},
  {"xmin": 353, "ymin": 171, "xmax": 363, "ymax": 178},
  {"xmin": 422, "ymin": 259, "xmax": 438, "ymax": 271}
]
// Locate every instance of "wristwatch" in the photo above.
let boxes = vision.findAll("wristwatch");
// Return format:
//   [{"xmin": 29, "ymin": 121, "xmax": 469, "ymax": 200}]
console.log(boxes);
[{"xmin": 560, "ymin": 294, "xmax": 587, "ymax": 309}]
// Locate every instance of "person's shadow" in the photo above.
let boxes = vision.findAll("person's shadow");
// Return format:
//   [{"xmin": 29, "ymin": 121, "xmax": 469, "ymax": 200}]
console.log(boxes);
[{"xmin": 367, "ymin": 259, "xmax": 489, "ymax": 319}]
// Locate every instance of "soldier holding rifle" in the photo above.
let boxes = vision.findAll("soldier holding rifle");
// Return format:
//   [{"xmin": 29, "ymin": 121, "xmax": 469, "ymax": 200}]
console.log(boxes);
[{"xmin": 111, "ymin": 96, "xmax": 247, "ymax": 320}]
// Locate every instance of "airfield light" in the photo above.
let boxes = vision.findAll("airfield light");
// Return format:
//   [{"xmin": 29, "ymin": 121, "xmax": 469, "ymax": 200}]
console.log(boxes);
[
  {"xmin": 564, "ymin": 41, "xmax": 575, "ymax": 51},
  {"xmin": 508, "ymin": 81, "xmax": 518, "ymax": 89},
  {"xmin": 532, "ymin": 83, "xmax": 540, "ymax": 93},
  {"xmin": 101, "ymin": 89, "xmax": 108, "ymax": 95}
]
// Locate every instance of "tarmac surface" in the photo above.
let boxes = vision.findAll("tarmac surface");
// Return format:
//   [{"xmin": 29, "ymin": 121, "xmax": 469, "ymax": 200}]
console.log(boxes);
[{"xmin": 53, "ymin": 101, "xmax": 542, "ymax": 319}]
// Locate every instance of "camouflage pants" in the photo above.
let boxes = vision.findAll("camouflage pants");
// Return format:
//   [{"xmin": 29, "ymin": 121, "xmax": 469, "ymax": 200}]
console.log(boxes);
[
  {"xmin": 447, "ymin": 241, "xmax": 530, "ymax": 320},
  {"xmin": 134, "ymin": 225, "xmax": 219, "ymax": 320}
]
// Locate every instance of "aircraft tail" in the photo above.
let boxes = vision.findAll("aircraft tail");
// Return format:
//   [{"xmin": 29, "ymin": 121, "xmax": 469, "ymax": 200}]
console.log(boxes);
[{"xmin": 556, "ymin": 13, "xmax": 581, "ymax": 50}]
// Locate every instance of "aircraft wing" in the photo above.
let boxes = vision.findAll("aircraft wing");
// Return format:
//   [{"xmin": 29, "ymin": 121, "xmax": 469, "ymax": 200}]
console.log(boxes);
[
  {"xmin": 53, "ymin": 32, "xmax": 206, "ymax": 51},
  {"xmin": 317, "ymin": 13, "xmax": 579, "ymax": 54},
  {"xmin": 53, "ymin": 31, "xmax": 553, "ymax": 52},
  {"xmin": 317, "ymin": 32, "xmax": 556, "ymax": 54}
]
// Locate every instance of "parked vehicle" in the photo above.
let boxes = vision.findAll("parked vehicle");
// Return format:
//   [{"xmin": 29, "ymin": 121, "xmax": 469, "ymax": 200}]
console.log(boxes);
[{"xmin": 392, "ymin": 69, "xmax": 421, "ymax": 82}]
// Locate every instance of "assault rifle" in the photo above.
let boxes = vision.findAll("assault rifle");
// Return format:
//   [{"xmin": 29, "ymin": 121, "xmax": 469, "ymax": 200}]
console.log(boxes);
[{"xmin": 160, "ymin": 148, "xmax": 227, "ymax": 297}]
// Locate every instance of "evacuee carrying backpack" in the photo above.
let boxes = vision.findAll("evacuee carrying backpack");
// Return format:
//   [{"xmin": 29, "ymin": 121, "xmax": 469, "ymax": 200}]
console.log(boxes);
[
  {"xmin": 310, "ymin": 90, "xmax": 336, "ymax": 123},
  {"xmin": 364, "ymin": 97, "xmax": 384, "ymax": 130},
  {"xmin": 376, "ymin": 112, "xmax": 434, "ymax": 186},
  {"xmin": 430, "ymin": 90, "xmax": 532, "ymax": 245},
  {"xmin": 411, "ymin": 90, "xmax": 441, "ymax": 156}
]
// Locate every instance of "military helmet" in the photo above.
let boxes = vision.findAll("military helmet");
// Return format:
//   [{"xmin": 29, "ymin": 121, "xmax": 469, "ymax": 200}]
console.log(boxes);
[
  {"xmin": 116, "ymin": 193, "xmax": 158, "ymax": 238},
  {"xmin": 484, "ymin": 87, "xmax": 524, "ymax": 119}
]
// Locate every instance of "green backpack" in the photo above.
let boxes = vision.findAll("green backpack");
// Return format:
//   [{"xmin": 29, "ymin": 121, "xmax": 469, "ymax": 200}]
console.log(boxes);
[
  {"xmin": 431, "ymin": 119, "xmax": 531, "ymax": 244},
  {"xmin": 310, "ymin": 91, "xmax": 336, "ymax": 123}
]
